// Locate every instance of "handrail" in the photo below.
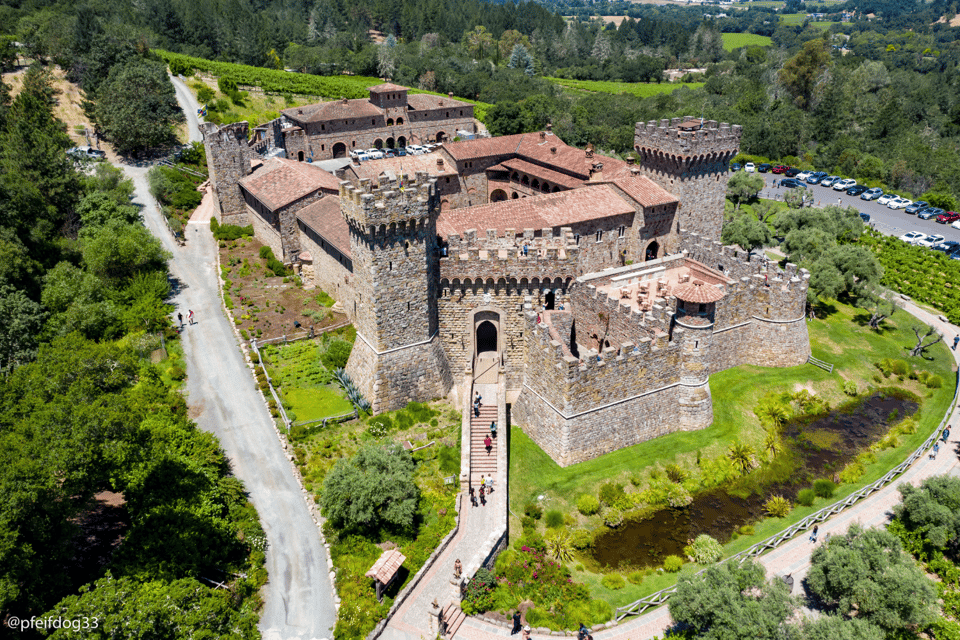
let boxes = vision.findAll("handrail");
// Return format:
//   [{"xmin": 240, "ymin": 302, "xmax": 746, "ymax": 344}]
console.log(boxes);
[
  {"xmin": 807, "ymin": 355, "xmax": 834, "ymax": 373},
  {"xmin": 615, "ymin": 368, "xmax": 960, "ymax": 621}
]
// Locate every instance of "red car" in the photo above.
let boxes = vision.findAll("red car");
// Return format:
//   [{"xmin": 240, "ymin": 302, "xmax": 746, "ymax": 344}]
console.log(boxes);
[
  {"xmin": 772, "ymin": 165, "xmax": 789, "ymax": 174},
  {"xmin": 936, "ymin": 211, "xmax": 960, "ymax": 224}
]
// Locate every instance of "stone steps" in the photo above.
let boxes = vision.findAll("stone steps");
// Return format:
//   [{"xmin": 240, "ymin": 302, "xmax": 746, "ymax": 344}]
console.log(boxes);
[
  {"xmin": 469, "ymin": 402, "xmax": 498, "ymax": 485},
  {"xmin": 441, "ymin": 602, "xmax": 466, "ymax": 639}
]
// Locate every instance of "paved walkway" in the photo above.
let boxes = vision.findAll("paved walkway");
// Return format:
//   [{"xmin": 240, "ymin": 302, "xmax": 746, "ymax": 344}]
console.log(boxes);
[{"xmin": 453, "ymin": 297, "xmax": 959, "ymax": 640}]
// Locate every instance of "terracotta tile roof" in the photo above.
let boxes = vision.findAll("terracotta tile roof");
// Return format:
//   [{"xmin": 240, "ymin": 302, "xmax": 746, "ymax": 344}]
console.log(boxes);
[
  {"xmin": 437, "ymin": 184, "xmax": 636, "ymax": 237},
  {"xmin": 599, "ymin": 174, "xmax": 679, "ymax": 208},
  {"xmin": 488, "ymin": 158, "xmax": 585, "ymax": 189},
  {"xmin": 365, "ymin": 549, "xmax": 406, "ymax": 583},
  {"xmin": 346, "ymin": 152, "xmax": 457, "ymax": 181},
  {"xmin": 516, "ymin": 134, "xmax": 630, "ymax": 180},
  {"xmin": 406, "ymin": 94, "xmax": 472, "ymax": 111},
  {"xmin": 239, "ymin": 158, "xmax": 335, "ymax": 210},
  {"xmin": 296, "ymin": 196, "xmax": 352, "ymax": 259},
  {"xmin": 673, "ymin": 279, "xmax": 725, "ymax": 303},
  {"xmin": 442, "ymin": 134, "xmax": 527, "ymax": 161},
  {"xmin": 368, "ymin": 83, "xmax": 408, "ymax": 93},
  {"xmin": 282, "ymin": 99, "xmax": 383, "ymax": 124}
]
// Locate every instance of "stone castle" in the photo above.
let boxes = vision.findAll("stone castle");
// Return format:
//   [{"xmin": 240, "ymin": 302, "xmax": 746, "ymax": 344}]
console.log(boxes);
[{"xmin": 203, "ymin": 83, "xmax": 811, "ymax": 466}]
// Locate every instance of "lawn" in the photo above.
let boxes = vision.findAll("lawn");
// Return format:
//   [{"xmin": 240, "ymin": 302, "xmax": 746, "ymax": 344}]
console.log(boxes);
[
  {"xmin": 721, "ymin": 33, "xmax": 773, "ymax": 50},
  {"xmin": 545, "ymin": 77, "xmax": 704, "ymax": 98},
  {"xmin": 508, "ymin": 296, "xmax": 956, "ymax": 610}
]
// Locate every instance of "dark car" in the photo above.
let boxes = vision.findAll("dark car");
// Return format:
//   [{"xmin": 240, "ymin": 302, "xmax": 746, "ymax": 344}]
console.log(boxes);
[
  {"xmin": 859, "ymin": 212, "xmax": 871, "ymax": 223},
  {"xmin": 936, "ymin": 211, "xmax": 960, "ymax": 224},
  {"xmin": 772, "ymin": 165, "xmax": 788, "ymax": 174},
  {"xmin": 730, "ymin": 162, "xmax": 741, "ymax": 172},
  {"xmin": 846, "ymin": 185, "xmax": 869, "ymax": 196},
  {"xmin": 757, "ymin": 163, "xmax": 772, "ymax": 173},
  {"xmin": 784, "ymin": 167, "xmax": 801, "ymax": 177},
  {"xmin": 933, "ymin": 240, "xmax": 960, "ymax": 254},
  {"xmin": 779, "ymin": 178, "xmax": 804, "ymax": 188},
  {"xmin": 806, "ymin": 172, "xmax": 827, "ymax": 184},
  {"xmin": 917, "ymin": 207, "xmax": 945, "ymax": 220},
  {"xmin": 905, "ymin": 200, "xmax": 929, "ymax": 214}
]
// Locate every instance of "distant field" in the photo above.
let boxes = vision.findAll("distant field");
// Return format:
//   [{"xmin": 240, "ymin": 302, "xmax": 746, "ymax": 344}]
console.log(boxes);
[
  {"xmin": 721, "ymin": 33, "xmax": 773, "ymax": 50},
  {"xmin": 545, "ymin": 77, "xmax": 704, "ymax": 97},
  {"xmin": 781, "ymin": 13, "xmax": 836, "ymax": 28}
]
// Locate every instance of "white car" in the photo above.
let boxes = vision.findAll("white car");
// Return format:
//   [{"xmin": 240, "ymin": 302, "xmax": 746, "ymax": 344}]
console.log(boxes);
[
  {"xmin": 917, "ymin": 234, "xmax": 945, "ymax": 248},
  {"xmin": 833, "ymin": 178, "xmax": 857, "ymax": 191},
  {"xmin": 899, "ymin": 231, "xmax": 927, "ymax": 245},
  {"xmin": 953, "ymin": 220, "xmax": 960, "ymax": 230},
  {"xmin": 888, "ymin": 196, "xmax": 912, "ymax": 209},
  {"xmin": 795, "ymin": 170, "xmax": 813, "ymax": 181},
  {"xmin": 744, "ymin": 162, "xmax": 756, "ymax": 173},
  {"xmin": 876, "ymin": 193, "xmax": 895, "ymax": 205},
  {"xmin": 365, "ymin": 149, "xmax": 385, "ymax": 160},
  {"xmin": 406, "ymin": 145, "xmax": 426, "ymax": 155}
]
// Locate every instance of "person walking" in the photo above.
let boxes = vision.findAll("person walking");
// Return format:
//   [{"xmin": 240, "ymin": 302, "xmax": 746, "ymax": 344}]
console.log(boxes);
[
  {"xmin": 188, "ymin": 309, "xmax": 195, "ymax": 325},
  {"xmin": 810, "ymin": 525, "xmax": 818, "ymax": 543},
  {"xmin": 490, "ymin": 421, "xmax": 498, "ymax": 437},
  {"xmin": 177, "ymin": 312, "xmax": 183, "ymax": 327},
  {"xmin": 479, "ymin": 485, "xmax": 486, "ymax": 506},
  {"xmin": 512, "ymin": 611, "xmax": 522, "ymax": 635},
  {"xmin": 480, "ymin": 474, "xmax": 486, "ymax": 489},
  {"xmin": 454, "ymin": 558, "xmax": 462, "ymax": 579},
  {"xmin": 469, "ymin": 487, "xmax": 478, "ymax": 507},
  {"xmin": 932, "ymin": 442, "xmax": 940, "ymax": 459},
  {"xmin": 953, "ymin": 335, "xmax": 959, "ymax": 350},
  {"xmin": 579, "ymin": 623, "xmax": 589, "ymax": 640},
  {"xmin": 943, "ymin": 426, "xmax": 951, "ymax": 443},
  {"xmin": 484, "ymin": 435, "xmax": 492, "ymax": 454}
]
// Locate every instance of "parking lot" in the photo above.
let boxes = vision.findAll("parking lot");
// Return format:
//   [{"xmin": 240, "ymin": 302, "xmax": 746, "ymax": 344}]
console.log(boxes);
[{"xmin": 754, "ymin": 174, "xmax": 960, "ymax": 246}]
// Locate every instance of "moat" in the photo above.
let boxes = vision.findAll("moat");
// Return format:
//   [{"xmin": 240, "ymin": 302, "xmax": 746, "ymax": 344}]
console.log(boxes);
[{"xmin": 590, "ymin": 392, "xmax": 918, "ymax": 569}]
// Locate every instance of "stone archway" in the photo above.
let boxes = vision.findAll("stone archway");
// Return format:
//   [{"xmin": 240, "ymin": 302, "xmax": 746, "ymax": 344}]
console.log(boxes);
[
  {"xmin": 490, "ymin": 189, "xmax": 508, "ymax": 202},
  {"xmin": 435, "ymin": 131, "xmax": 446, "ymax": 142},
  {"xmin": 469, "ymin": 307, "xmax": 506, "ymax": 374},
  {"xmin": 645, "ymin": 240, "xmax": 660, "ymax": 261},
  {"xmin": 332, "ymin": 142, "xmax": 347, "ymax": 158},
  {"xmin": 386, "ymin": 137, "xmax": 395, "ymax": 149},
  {"xmin": 476, "ymin": 321, "xmax": 497, "ymax": 353},
  {"xmin": 297, "ymin": 151, "xmax": 305, "ymax": 162},
  {"xmin": 374, "ymin": 139, "xmax": 384, "ymax": 149},
  {"xmin": 398, "ymin": 136, "xmax": 407, "ymax": 148}
]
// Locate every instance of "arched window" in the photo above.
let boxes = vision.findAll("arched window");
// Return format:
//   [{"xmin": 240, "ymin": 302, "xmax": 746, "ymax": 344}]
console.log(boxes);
[
  {"xmin": 397, "ymin": 117, "xmax": 404, "ymax": 125},
  {"xmin": 595, "ymin": 230, "xmax": 603, "ymax": 243},
  {"xmin": 387, "ymin": 118, "xmax": 394, "ymax": 126}
]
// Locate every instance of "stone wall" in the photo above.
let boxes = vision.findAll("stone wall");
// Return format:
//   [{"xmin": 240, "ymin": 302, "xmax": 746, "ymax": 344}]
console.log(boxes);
[
  {"xmin": 296, "ymin": 222, "xmax": 355, "ymax": 317},
  {"xmin": 293, "ymin": 116, "xmax": 478, "ymax": 160},
  {"xmin": 202, "ymin": 121, "xmax": 253, "ymax": 225}
]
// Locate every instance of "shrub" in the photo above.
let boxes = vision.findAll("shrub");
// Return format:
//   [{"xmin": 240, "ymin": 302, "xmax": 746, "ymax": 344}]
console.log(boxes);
[
  {"xmin": 813, "ymin": 479, "xmax": 837, "ymax": 499},
  {"xmin": 663, "ymin": 555, "xmax": 684, "ymax": 572},
  {"xmin": 690, "ymin": 534, "xmax": 723, "ymax": 564},
  {"xmin": 599, "ymin": 482, "xmax": 625, "ymax": 506},
  {"xmin": 546, "ymin": 529, "xmax": 573, "ymax": 562},
  {"xmin": 250, "ymin": 351, "xmax": 260, "ymax": 364},
  {"xmin": 521, "ymin": 516, "xmax": 536, "ymax": 531},
  {"xmin": 524, "ymin": 503, "xmax": 543, "ymax": 520},
  {"xmin": 461, "ymin": 566, "xmax": 497, "ymax": 615},
  {"xmin": 517, "ymin": 531, "xmax": 546, "ymax": 554},
  {"xmin": 890, "ymin": 359, "xmax": 909, "ymax": 376},
  {"xmin": 196, "ymin": 85, "xmax": 215, "ymax": 103},
  {"xmin": 926, "ymin": 374, "xmax": 943, "ymax": 389},
  {"xmin": 665, "ymin": 463, "xmax": 688, "ymax": 483},
  {"xmin": 321, "ymin": 339, "xmax": 353, "ymax": 370},
  {"xmin": 577, "ymin": 494, "xmax": 600, "ymax": 516},
  {"xmin": 842, "ymin": 380, "xmax": 858, "ymax": 396},
  {"xmin": 739, "ymin": 525, "xmax": 755, "ymax": 536},
  {"xmin": 627, "ymin": 571, "xmax": 644, "ymax": 585},
  {"xmin": 796, "ymin": 488, "xmax": 816, "ymax": 506},
  {"xmin": 569, "ymin": 529, "xmax": 594, "ymax": 550},
  {"xmin": 167, "ymin": 365, "xmax": 186, "ymax": 381},
  {"xmin": 259, "ymin": 245, "xmax": 274, "ymax": 260},
  {"xmin": 545, "ymin": 510, "xmax": 564, "ymax": 529},
  {"xmin": 601, "ymin": 573, "xmax": 626, "ymax": 590},
  {"xmin": 601, "ymin": 507, "xmax": 623, "ymax": 528},
  {"xmin": 764, "ymin": 495, "xmax": 792, "ymax": 518}
]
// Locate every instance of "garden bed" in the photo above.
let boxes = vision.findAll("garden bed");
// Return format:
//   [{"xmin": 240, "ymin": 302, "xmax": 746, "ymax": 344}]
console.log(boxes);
[{"xmin": 218, "ymin": 232, "xmax": 348, "ymax": 342}]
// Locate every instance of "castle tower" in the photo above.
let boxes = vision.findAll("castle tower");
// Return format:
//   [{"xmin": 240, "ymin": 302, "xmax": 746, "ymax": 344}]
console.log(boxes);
[
  {"xmin": 341, "ymin": 173, "xmax": 453, "ymax": 413},
  {"xmin": 201, "ymin": 121, "xmax": 253, "ymax": 225},
  {"xmin": 672, "ymin": 280, "xmax": 724, "ymax": 430},
  {"xmin": 634, "ymin": 117, "xmax": 742, "ymax": 241},
  {"xmin": 748, "ymin": 265, "xmax": 812, "ymax": 367}
]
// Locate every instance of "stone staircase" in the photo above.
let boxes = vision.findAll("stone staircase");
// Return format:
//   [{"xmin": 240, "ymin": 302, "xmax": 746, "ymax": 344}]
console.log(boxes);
[
  {"xmin": 440, "ymin": 602, "xmax": 466, "ymax": 639},
  {"xmin": 469, "ymin": 393, "xmax": 498, "ymax": 487}
]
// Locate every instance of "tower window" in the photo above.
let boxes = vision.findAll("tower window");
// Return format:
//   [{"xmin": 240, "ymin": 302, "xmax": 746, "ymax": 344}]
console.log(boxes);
[
  {"xmin": 595, "ymin": 230, "xmax": 603, "ymax": 243},
  {"xmin": 618, "ymin": 225, "xmax": 625, "ymax": 238},
  {"xmin": 575, "ymin": 234, "xmax": 581, "ymax": 245}
]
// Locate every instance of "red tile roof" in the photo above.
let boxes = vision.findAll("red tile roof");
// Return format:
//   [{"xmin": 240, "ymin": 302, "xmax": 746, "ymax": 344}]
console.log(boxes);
[
  {"xmin": 406, "ymin": 94, "xmax": 472, "ymax": 111},
  {"xmin": 442, "ymin": 134, "xmax": 527, "ymax": 161},
  {"xmin": 283, "ymin": 99, "xmax": 382, "ymax": 124},
  {"xmin": 296, "ymin": 196, "xmax": 352, "ymax": 258},
  {"xmin": 239, "ymin": 158, "xmax": 337, "ymax": 210},
  {"xmin": 600, "ymin": 174, "xmax": 679, "ymax": 208},
  {"xmin": 489, "ymin": 157, "xmax": 585, "ymax": 189},
  {"xmin": 673, "ymin": 279, "xmax": 725, "ymax": 303},
  {"xmin": 346, "ymin": 152, "xmax": 457, "ymax": 181},
  {"xmin": 365, "ymin": 549, "xmax": 406, "ymax": 583},
  {"xmin": 368, "ymin": 83, "xmax": 408, "ymax": 93},
  {"xmin": 437, "ymin": 184, "xmax": 636, "ymax": 237}
]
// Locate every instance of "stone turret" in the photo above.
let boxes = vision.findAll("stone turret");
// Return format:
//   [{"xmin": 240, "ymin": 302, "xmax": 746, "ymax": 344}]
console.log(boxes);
[
  {"xmin": 341, "ymin": 173, "xmax": 453, "ymax": 413},
  {"xmin": 201, "ymin": 121, "xmax": 253, "ymax": 224},
  {"xmin": 673, "ymin": 279, "xmax": 724, "ymax": 430},
  {"xmin": 634, "ymin": 117, "xmax": 743, "ymax": 241}
]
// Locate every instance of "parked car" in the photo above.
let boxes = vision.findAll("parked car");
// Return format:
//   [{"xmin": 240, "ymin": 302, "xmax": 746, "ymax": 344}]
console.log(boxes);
[
  {"xmin": 806, "ymin": 172, "xmax": 828, "ymax": 184},
  {"xmin": 846, "ymin": 185, "xmax": 869, "ymax": 196},
  {"xmin": 744, "ymin": 162, "xmax": 756, "ymax": 173},
  {"xmin": 876, "ymin": 193, "xmax": 895, "ymax": 205},
  {"xmin": 757, "ymin": 163, "xmax": 772, "ymax": 173},
  {"xmin": 917, "ymin": 234, "xmax": 945, "ymax": 247},
  {"xmin": 899, "ymin": 231, "xmax": 927, "ymax": 244},
  {"xmin": 888, "ymin": 196, "xmax": 912, "ymax": 209},
  {"xmin": 780, "ymin": 178, "xmax": 804, "ymax": 188},
  {"xmin": 936, "ymin": 211, "xmax": 960, "ymax": 224},
  {"xmin": 953, "ymin": 220, "xmax": 960, "ymax": 230},
  {"xmin": 772, "ymin": 165, "xmax": 788, "ymax": 174},
  {"xmin": 932, "ymin": 240, "xmax": 960, "ymax": 254},
  {"xmin": 917, "ymin": 207, "xmax": 945, "ymax": 220},
  {"xmin": 784, "ymin": 167, "xmax": 801, "ymax": 177},
  {"xmin": 833, "ymin": 178, "xmax": 857, "ymax": 191},
  {"xmin": 905, "ymin": 200, "xmax": 929, "ymax": 214},
  {"xmin": 795, "ymin": 170, "xmax": 813, "ymax": 181},
  {"xmin": 859, "ymin": 212, "xmax": 871, "ymax": 223},
  {"xmin": 820, "ymin": 175, "xmax": 840, "ymax": 187},
  {"xmin": 67, "ymin": 146, "xmax": 105, "ymax": 160},
  {"xmin": 860, "ymin": 187, "xmax": 884, "ymax": 200},
  {"xmin": 730, "ymin": 162, "xmax": 741, "ymax": 172}
]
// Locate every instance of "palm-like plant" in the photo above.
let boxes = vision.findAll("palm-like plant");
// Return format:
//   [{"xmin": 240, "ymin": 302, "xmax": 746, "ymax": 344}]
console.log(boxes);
[
  {"xmin": 546, "ymin": 530, "xmax": 574, "ymax": 563},
  {"xmin": 763, "ymin": 430, "xmax": 783, "ymax": 459},
  {"xmin": 727, "ymin": 443, "xmax": 756, "ymax": 475},
  {"xmin": 764, "ymin": 495, "xmax": 792, "ymax": 518}
]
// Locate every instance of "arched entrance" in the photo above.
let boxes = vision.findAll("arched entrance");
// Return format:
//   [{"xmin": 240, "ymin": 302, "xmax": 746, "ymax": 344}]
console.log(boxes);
[
  {"xmin": 386, "ymin": 137, "xmax": 395, "ymax": 149},
  {"xmin": 435, "ymin": 131, "xmax": 446, "ymax": 142},
  {"xmin": 374, "ymin": 139, "xmax": 383, "ymax": 149},
  {"xmin": 398, "ymin": 136, "xmax": 407, "ymax": 147},
  {"xmin": 297, "ymin": 151, "xmax": 304, "ymax": 161},
  {"xmin": 645, "ymin": 240, "xmax": 660, "ymax": 261},
  {"xmin": 332, "ymin": 142, "xmax": 347, "ymax": 158},
  {"xmin": 490, "ymin": 189, "xmax": 507, "ymax": 202},
  {"xmin": 544, "ymin": 290, "xmax": 555, "ymax": 310},
  {"xmin": 476, "ymin": 321, "xmax": 497, "ymax": 353}
]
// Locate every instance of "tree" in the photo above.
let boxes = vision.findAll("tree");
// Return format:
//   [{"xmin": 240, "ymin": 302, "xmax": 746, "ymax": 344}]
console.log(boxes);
[
  {"xmin": 920, "ymin": 190, "xmax": 958, "ymax": 212},
  {"xmin": 669, "ymin": 559, "xmax": 793, "ymax": 640},
  {"xmin": 795, "ymin": 616, "xmax": 883, "ymax": 640},
  {"xmin": 0, "ymin": 285, "xmax": 45, "ymax": 374},
  {"xmin": 463, "ymin": 26, "xmax": 495, "ymax": 59},
  {"xmin": 499, "ymin": 30, "xmax": 531, "ymax": 60},
  {"xmin": 726, "ymin": 172, "xmax": 764, "ymax": 210},
  {"xmin": 894, "ymin": 475, "xmax": 960, "ymax": 551},
  {"xmin": 508, "ymin": 45, "xmax": 535, "ymax": 76},
  {"xmin": 783, "ymin": 185, "xmax": 810, "ymax": 209},
  {"xmin": 727, "ymin": 443, "xmax": 755, "ymax": 475},
  {"xmin": 91, "ymin": 58, "xmax": 184, "ymax": 155},
  {"xmin": 377, "ymin": 36, "xmax": 396, "ymax": 79},
  {"xmin": 321, "ymin": 444, "xmax": 419, "ymax": 533},
  {"xmin": 863, "ymin": 287, "xmax": 895, "ymax": 330},
  {"xmin": 908, "ymin": 324, "xmax": 942, "ymax": 358},
  {"xmin": 779, "ymin": 37, "xmax": 831, "ymax": 110},
  {"xmin": 721, "ymin": 214, "xmax": 771, "ymax": 254},
  {"xmin": 805, "ymin": 524, "xmax": 937, "ymax": 634},
  {"xmin": 80, "ymin": 219, "xmax": 169, "ymax": 284},
  {"xmin": 76, "ymin": 191, "xmax": 140, "ymax": 229}
]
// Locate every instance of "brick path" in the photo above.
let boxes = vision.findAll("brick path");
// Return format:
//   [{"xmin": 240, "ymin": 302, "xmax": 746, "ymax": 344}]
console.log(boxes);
[{"xmin": 379, "ymin": 299, "xmax": 958, "ymax": 640}]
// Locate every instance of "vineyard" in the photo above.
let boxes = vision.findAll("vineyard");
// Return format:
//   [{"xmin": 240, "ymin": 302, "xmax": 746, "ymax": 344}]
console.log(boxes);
[
  {"xmin": 860, "ymin": 232, "xmax": 960, "ymax": 324},
  {"xmin": 155, "ymin": 50, "xmax": 491, "ymax": 121},
  {"xmin": 720, "ymin": 33, "xmax": 773, "ymax": 51},
  {"xmin": 545, "ymin": 77, "xmax": 704, "ymax": 97}
]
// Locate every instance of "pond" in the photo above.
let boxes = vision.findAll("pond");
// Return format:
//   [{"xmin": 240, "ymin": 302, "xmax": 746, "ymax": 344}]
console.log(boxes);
[{"xmin": 590, "ymin": 392, "xmax": 918, "ymax": 569}]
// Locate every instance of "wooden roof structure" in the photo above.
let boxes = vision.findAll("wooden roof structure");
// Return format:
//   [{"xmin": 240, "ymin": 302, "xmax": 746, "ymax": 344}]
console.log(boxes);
[{"xmin": 366, "ymin": 549, "xmax": 406, "ymax": 584}]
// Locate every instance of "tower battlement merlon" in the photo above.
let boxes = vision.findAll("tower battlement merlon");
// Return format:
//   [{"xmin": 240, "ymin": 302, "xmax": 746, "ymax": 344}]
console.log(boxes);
[
  {"xmin": 338, "ymin": 172, "xmax": 438, "ymax": 228},
  {"xmin": 633, "ymin": 119, "xmax": 743, "ymax": 159}
]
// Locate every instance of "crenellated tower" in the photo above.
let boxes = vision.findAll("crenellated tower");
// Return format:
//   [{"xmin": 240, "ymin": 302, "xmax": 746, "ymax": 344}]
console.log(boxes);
[
  {"xmin": 634, "ymin": 117, "xmax": 742, "ymax": 241},
  {"xmin": 201, "ymin": 121, "xmax": 253, "ymax": 225},
  {"xmin": 341, "ymin": 173, "xmax": 453, "ymax": 413}
]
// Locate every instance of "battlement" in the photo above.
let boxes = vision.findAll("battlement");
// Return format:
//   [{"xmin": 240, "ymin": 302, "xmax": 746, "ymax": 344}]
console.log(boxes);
[
  {"xmin": 202, "ymin": 121, "xmax": 250, "ymax": 143},
  {"xmin": 680, "ymin": 232, "xmax": 809, "ymax": 288},
  {"xmin": 339, "ymin": 172, "xmax": 438, "ymax": 230},
  {"xmin": 633, "ymin": 117, "xmax": 742, "ymax": 158},
  {"xmin": 440, "ymin": 226, "xmax": 580, "ymax": 282}
]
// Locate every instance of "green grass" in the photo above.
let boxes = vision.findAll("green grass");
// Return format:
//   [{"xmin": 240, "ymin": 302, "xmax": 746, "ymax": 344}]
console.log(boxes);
[
  {"xmin": 721, "ymin": 33, "xmax": 773, "ymax": 51},
  {"xmin": 284, "ymin": 386, "xmax": 353, "ymax": 421},
  {"xmin": 509, "ymin": 297, "xmax": 956, "ymax": 609},
  {"xmin": 545, "ymin": 77, "xmax": 704, "ymax": 98},
  {"xmin": 780, "ymin": 13, "xmax": 835, "ymax": 29}
]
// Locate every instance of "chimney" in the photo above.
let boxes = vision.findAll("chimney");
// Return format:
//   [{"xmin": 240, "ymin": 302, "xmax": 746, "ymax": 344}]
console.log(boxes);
[
  {"xmin": 589, "ymin": 162, "xmax": 604, "ymax": 181},
  {"xmin": 540, "ymin": 131, "xmax": 546, "ymax": 141},
  {"xmin": 437, "ymin": 157, "xmax": 444, "ymax": 170},
  {"xmin": 546, "ymin": 122, "xmax": 553, "ymax": 133},
  {"xmin": 585, "ymin": 144, "xmax": 594, "ymax": 160},
  {"xmin": 630, "ymin": 167, "xmax": 641, "ymax": 176},
  {"xmin": 448, "ymin": 92, "xmax": 453, "ymax": 99},
  {"xmin": 626, "ymin": 156, "xmax": 635, "ymax": 165},
  {"xmin": 342, "ymin": 97, "xmax": 348, "ymax": 104},
  {"xmin": 439, "ymin": 99, "xmax": 444, "ymax": 106},
  {"xmin": 551, "ymin": 147, "xmax": 557, "ymax": 154}
]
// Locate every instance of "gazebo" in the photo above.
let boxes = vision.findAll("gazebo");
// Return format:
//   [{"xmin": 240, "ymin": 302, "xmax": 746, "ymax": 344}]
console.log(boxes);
[
  {"xmin": 365, "ymin": 549, "xmax": 406, "ymax": 601},
  {"xmin": 672, "ymin": 279, "xmax": 724, "ymax": 322}
]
